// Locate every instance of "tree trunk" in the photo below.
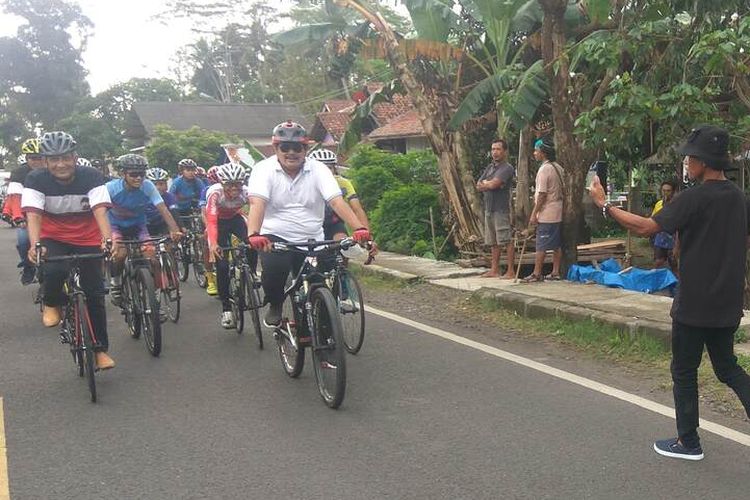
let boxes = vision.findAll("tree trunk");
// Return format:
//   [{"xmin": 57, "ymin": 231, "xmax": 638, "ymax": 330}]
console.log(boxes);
[{"xmin": 515, "ymin": 126, "xmax": 532, "ymax": 229}]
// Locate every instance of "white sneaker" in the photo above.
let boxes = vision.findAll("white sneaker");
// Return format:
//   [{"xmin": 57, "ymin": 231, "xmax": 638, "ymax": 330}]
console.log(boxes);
[{"xmin": 220, "ymin": 311, "xmax": 236, "ymax": 329}]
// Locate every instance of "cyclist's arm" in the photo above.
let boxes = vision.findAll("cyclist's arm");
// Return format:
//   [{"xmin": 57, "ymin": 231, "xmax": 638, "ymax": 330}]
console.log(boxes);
[
  {"xmin": 92, "ymin": 205, "xmax": 112, "ymax": 243},
  {"xmin": 156, "ymin": 203, "xmax": 181, "ymax": 234},
  {"xmin": 247, "ymin": 196, "xmax": 266, "ymax": 235},
  {"xmin": 348, "ymin": 198, "xmax": 369, "ymax": 230},
  {"xmin": 329, "ymin": 195, "xmax": 366, "ymax": 230},
  {"xmin": 205, "ymin": 192, "xmax": 220, "ymax": 247}
]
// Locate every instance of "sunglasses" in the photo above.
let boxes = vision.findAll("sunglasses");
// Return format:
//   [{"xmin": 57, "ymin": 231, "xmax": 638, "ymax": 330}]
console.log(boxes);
[
  {"xmin": 125, "ymin": 171, "xmax": 145, "ymax": 178},
  {"xmin": 278, "ymin": 142, "xmax": 305, "ymax": 153},
  {"xmin": 223, "ymin": 181, "xmax": 243, "ymax": 188},
  {"xmin": 26, "ymin": 154, "xmax": 43, "ymax": 161}
]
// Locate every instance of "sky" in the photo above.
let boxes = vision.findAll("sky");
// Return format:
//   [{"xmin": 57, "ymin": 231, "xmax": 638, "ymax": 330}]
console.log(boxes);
[{"xmin": 0, "ymin": 0, "xmax": 302, "ymax": 94}]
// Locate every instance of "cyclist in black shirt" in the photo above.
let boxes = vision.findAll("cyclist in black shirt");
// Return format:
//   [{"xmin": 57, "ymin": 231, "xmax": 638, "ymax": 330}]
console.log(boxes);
[{"xmin": 589, "ymin": 125, "xmax": 750, "ymax": 461}]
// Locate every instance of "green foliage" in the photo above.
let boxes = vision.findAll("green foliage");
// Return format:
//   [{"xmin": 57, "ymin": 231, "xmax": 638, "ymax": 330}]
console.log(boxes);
[
  {"xmin": 55, "ymin": 112, "xmax": 124, "ymax": 160},
  {"xmin": 371, "ymin": 183, "xmax": 446, "ymax": 257},
  {"xmin": 93, "ymin": 78, "xmax": 182, "ymax": 130},
  {"xmin": 348, "ymin": 144, "xmax": 439, "ymax": 184},
  {"xmin": 347, "ymin": 165, "xmax": 402, "ymax": 212},
  {"xmin": 145, "ymin": 125, "xmax": 236, "ymax": 174}
]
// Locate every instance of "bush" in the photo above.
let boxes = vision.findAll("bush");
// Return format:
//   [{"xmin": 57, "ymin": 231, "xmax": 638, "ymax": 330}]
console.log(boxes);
[
  {"xmin": 372, "ymin": 184, "xmax": 443, "ymax": 256},
  {"xmin": 347, "ymin": 144, "xmax": 440, "ymax": 186},
  {"xmin": 347, "ymin": 165, "xmax": 402, "ymax": 212}
]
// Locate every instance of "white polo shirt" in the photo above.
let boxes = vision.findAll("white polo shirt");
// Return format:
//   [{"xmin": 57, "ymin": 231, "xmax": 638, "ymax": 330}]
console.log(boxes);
[{"xmin": 248, "ymin": 156, "xmax": 342, "ymax": 241}]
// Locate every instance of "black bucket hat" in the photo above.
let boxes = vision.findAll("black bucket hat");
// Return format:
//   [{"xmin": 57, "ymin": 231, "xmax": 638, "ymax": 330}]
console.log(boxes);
[{"xmin": 677, "ymin": 125, "xmax": 731, "ymax": 170}]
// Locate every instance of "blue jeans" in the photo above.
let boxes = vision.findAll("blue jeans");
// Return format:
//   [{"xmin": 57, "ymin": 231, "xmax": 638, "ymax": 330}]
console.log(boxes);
[{"xmin": 16, "ymin": 226, "xmax": 30, "ymax": 268}]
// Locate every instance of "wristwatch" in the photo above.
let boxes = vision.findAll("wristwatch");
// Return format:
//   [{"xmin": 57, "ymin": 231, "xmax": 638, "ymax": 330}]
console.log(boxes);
[{"xmin": 602, "ymin": 202, "xmax": 613, "ymax": 219}]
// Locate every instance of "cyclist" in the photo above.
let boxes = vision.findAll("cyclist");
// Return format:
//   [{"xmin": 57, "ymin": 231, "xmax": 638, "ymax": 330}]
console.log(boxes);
[
  {"xmin": 3, "ymin": 138, "xmax": 46, "ymax": 285},
  {"xmin": 76, "ymin": 157, "xmax": 92, "ymax": 168},
  {"xmin": 170, "ymin": 158, "xmax": 206, "ymax": 217},
  {"xmin": 245, "ymin": 121, "xmax": 371, "ymax": 327},
  {"xmin": 144, "ymin": 167, "xmax": 179, "ymax": 237},
  {"xmin": 107, "ymin": 154, "xmax": 182, "ymax": 306},
  {"xmin": 205, "ymin": 163, "xmax": 254, "ymax": 328},
  {"xmin": 199, "ymin": 165, "xmax": 221, "ymax": 296},
  {"xmin": 22, "ymin": 131, "xmax": 115, "ymax": 370}
]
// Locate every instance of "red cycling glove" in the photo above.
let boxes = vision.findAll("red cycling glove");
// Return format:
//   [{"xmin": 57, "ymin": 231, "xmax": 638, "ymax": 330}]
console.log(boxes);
[
  {"xmin": 352, "ymin": 227, "xmax": 371, "ymax": 243},
  {"xmin": 248, "ymin": 234, "xmax": 271, "ymax": 250}
]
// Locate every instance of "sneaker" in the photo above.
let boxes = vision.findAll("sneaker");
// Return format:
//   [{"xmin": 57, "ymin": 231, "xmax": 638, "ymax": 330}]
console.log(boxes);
[
  {"xmin": 220, "ymin": 311, "xmax": 236, "ymax": 329},
  {"xmin": 653, "ymin": 438, "xmax": 704, "ymax": 461},
  {"xmin": 95, "ymin": 352, "xmax": 116, "ymax": 371},
  {"xmin": 20, "ymin": 266, "xmax": 36, "ymax": 285},
  {"xmin": 263, "ymin": 302, "xmax": 282, "ymax": 327},
  {"xmin": 42, "ymin": 305, "xmax": 62, "ymax": 327}
]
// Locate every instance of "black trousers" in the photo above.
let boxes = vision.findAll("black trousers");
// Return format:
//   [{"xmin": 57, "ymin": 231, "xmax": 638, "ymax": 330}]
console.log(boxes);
[
  {"xmin": 41, "ymin": 238, "xmax": 109, "ymax": 352},
  {"xmin": 214, "ymin": 215, "xmax": 255, "ymax": 311},
  {"xmin": 671, "ymin": 321, "xmax": 750, "ymax": 447}
]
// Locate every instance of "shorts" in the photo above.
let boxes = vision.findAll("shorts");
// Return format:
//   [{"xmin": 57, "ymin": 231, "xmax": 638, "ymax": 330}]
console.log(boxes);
[
  {"xmin": 112, "ymin": 224, "xmax": 154, "ymax": 251},
  {"xmin": 147, "ymin": 220, "xmax": 168, "ymax": 237},
  {"xmin": 324, "ymin": 221, "xmax": 347, "ymax": 240},
  {"xmin": 535, "ymin": 222, "xmax": 562, "ymax": 252},
  {"xmin": 484, "ymin": 211, "xmax": 511, "ymax": 246}
]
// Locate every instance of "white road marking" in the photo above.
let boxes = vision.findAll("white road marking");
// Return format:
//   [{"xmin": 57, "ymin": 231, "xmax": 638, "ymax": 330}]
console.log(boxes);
[
  {"xmin": 0, "ymin": 397, "xmax": 9, "ymax": 500},
  {"xmin": 368, "ymin": 306, "xmax": 750, "ymax": 447}
]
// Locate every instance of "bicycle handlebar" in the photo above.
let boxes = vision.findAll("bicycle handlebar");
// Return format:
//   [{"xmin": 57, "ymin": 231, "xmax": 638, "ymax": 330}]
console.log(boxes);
[
  {"xmin": 116, "ymin": 236, "xmax": 172, "ymax": 246},
  {"xmin": 272, "ymin": 237, "xmax": 365, "ymax": 253},
  {"xmin": 43, "ymin": 253, "xmax": 107, "ymax": 263}
]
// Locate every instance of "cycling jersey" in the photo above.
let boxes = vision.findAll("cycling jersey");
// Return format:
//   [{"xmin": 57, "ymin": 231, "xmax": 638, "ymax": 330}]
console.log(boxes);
[
  {"xmin": 199, "ymin": 184, "xmax": 210, "ymax": 208},
  {"xmin": 324, "ymin": 175, "xmax": 359, "ymax": 227},
  {"xmin": 145, "ymin": 191, "xmax": 177, "ymax": 224},
  {"xmin": 205, "ymin": 183, "xmax": 250, "ymax": 246},
  {"xmin": 106, "ymin": 178, "xmax": 164, "ymax": 228},
  {"xmin": 2, "ymin": 164, "xmax": 32, "ymax": 222},
  {"xmin": 21, "ymin": 166, "xmax": 111, "ymax": 246},
  {"xmin": 169, "ymin": 176, "xmax": 207, "ymax": 211}
]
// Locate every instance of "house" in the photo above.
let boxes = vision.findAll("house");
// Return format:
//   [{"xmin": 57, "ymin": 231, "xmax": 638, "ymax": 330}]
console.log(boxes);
[
  {"xmin": 126, "ymin": 101, "xmax": 308, "ymax": 156},
  {"xmin": 308, "ymin": 85, "xmax": 428, "ymax": 154}
]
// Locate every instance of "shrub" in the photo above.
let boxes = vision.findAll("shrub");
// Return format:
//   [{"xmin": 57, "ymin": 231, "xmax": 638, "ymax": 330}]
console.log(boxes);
[
  {"xmin": 347, "ymin": 165, "xmax": 402, "ymax": 212},
  {"xmin": 372, "ymin": 184, "xmax": 443, "ymax": 256},
  {"xmin": 347, "ymin": 144, "xmax": 440, "ymax": 186}
]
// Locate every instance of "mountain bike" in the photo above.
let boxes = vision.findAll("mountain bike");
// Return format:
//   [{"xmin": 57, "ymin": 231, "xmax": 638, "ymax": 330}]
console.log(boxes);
[
  {"xmin": 270, "ymin": 237, "xmax": 365, "ymax": 409},
  {"xmin": 175, "ymin": 213, "xmax": 207, "ymax": 287},
  {"xmin": 331, "ymin": 259, "xmax": 366, "ymax": 355},
  {"xmin": 220, "ymin": 243, "xmax": 263, "ymax": 348},
  {"xmin": 116, "ymin": 238, "xmax": 162, "ymax": 357},
  {"xmin": 37, "ymin": 244, "xmax": 107, "ymax": 403},
  {"xmin": 154, "ymin": 237, "xmax": 180, "ymax": 323}
]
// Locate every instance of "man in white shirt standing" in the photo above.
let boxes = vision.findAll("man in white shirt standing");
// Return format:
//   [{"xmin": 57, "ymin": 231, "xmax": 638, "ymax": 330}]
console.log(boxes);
[{"xmin": 246, "ymin": 121, "xmax": 371, "ymax": 326}]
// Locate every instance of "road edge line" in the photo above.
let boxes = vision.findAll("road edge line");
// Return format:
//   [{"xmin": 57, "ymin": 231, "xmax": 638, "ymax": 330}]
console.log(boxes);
[
  {"xmin": 368, "ymin": 306, "xmax": 750, "ymax": 448},
  {"xmin": 0, "ymin": 397, "xmax": 9, "ymax": 500}
]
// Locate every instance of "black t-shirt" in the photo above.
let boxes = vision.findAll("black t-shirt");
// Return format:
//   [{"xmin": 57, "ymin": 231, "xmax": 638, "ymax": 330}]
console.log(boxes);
[
  {"xmin": 653, "ymin": 180, "xmax": 748, "ymax": 328},
  {"xmin": 9, "ymin": 164, "xmax": 32, "ymax": 184}
]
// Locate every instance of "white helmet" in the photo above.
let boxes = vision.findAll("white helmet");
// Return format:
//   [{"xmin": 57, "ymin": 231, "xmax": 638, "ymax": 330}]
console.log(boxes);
[
  {"xmin": 216, "ymin": 163, "xmax": 246, "ymax": 183},
  {"xmin": 17, "ymin": 154, "xmax": 26, "ymax": 165},
  {"xmin": 308, "ymin": 149, "xmax": 337, "ymax": 164},
  {"xmin": 76, "ymin": 157, "xmax": 92, "ymax": 168},
  {"xmin": 146, "ymin": 168, "xmax": 169, "ymax": 181}
]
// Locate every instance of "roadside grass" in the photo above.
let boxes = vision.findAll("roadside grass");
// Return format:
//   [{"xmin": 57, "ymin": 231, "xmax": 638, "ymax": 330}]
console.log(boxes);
[{"xmin": 355, "ymin": 268, "xmax": 750, "ymax": 419}]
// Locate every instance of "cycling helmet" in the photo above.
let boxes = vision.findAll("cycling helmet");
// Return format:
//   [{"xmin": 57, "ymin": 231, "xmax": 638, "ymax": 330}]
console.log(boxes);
[
  {"xmin": 40, "ymin": 131, "xmax": 76, "ymax": 156},
  {"xmin": 76, "ymin": 157, "xmax": 92, "ymax": 168},
  {"xmin": 207, "ymin": 166, "xmax": 220, "ymax": 184},
  {"xmin": 116, "ymin": 153, "xmax": 148, "ymax": 171},
  {"xmin": 17, "ymin": 154, "xmax": 26, "ymax": 165},
  {"xmin": 178, "ymin": 158, "xmax": 198, "ymax": 170},
  {"xmin": 271, "ymin": 121, "xmax": 308, "ymax": 144},
  {"xmin": 196, "ymin": 166, "xmax": 206, "ymax": 177},
  {"xmin": 308, "ymin": 149, "xmax": 337, "ymax": 164},
  {"xmin": 216, "ymin": 163, "xmax": 246, "ymax": 183},
  {"xmin": 146, "ymin": 168, "xmax": 169, "ymax": 181},
  {"xmin": 21, "ymin": 138, "xmax": 41, "ymax": 155}
]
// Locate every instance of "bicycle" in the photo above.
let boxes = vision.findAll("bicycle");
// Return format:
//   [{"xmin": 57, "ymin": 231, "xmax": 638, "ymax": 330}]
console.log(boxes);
[
  {"xmin": 176, "ymin": 214, "xmax": 208, "ymax": 288},
  {"xmin": 270, "ymin": 237, "xmax": 365, "ymax": 409},
  {"xmin": 154, "ymin": 237, "xmax": 181, "ymax": 323},
  {"xmin": 115, "ymin": 238, "xmax": 163, "ymax": 357},
  {"xmin": 219, "ymin": 243, "xmax": 263, "ymax": 348},
  {"xmin": 37, "ymin": 244, "xmax": 108, "ymax": 403},
  {"xmin": 331, "ymin": 257, "xmax": 366, "ymax": 355}
]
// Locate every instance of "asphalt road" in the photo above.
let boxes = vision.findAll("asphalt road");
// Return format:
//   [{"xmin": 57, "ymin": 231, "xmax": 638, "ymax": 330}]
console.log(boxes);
[{"xmin": 1, "ymin": 227, "xmax": 749, "ymax": 500}]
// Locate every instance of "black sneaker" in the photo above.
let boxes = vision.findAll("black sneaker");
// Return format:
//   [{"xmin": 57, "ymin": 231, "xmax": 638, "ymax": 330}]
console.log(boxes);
[
  {"xmin": 20, "ymin": 266, "xmax": 36, "ymax": 286},
  {"xmin": 263, "ymin": 302, "xmax": 282, "ymax": 327},
  {"xmin": 653, "ymin": 438, "xmax": 704, "ymax": 461}
]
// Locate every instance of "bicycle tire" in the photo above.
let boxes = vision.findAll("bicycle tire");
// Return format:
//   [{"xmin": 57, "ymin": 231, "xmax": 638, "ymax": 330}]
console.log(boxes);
[
  {"xmin": 161, "ymin": 252, "xmax": 181, "ymax": 323},
  {"xmin": 75, "ymin": 294, "xmax": 97, "ymax": 403},
  {"xmin": 310, "ymin": 287, "xmax": 347, "ymax": 409},
  {"xmin": 276, "ymin": 292, "xmax": 304, "ymax": 378},
  {"xmin": 246, "ymin": 273, "xmax": 263, "ymax": 349},
  {"xmin": 193, "ymin": 239, "xmax": 208, "ymax": 288},
  {"xmin": 176, "ymin": 242, "xmax": 189, "ymax": 282},
  {"xmin": 123, "ymin": 273, "xmax": 141, "ymax": 339},
  {"xmin": 334, "ymin": 271, "xmax": 365, "ymax": 354},
  {"xmin": 137, "ymin": 268, "xmax": 162, "ymax": 357}
]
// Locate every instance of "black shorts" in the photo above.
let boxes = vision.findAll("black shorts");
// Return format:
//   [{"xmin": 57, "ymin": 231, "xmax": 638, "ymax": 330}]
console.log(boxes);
[{"xmin": 147, "ymin": 220, "xmax": 168, "ymax": 237}]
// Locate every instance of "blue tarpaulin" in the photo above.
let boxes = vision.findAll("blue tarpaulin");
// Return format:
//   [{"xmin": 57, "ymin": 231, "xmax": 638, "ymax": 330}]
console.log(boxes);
[{"xmin": 566, "ymin": 258, "xmax": 677, "ymax": 294}]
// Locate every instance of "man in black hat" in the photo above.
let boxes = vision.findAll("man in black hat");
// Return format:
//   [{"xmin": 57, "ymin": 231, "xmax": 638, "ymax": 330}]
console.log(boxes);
[{"xmin": 589, "ymin": 124, "xmax": 750, "ymax": 461}]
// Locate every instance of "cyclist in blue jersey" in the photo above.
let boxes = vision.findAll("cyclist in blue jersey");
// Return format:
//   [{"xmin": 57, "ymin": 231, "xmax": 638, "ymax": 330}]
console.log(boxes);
[
  {"xmin": 144, "ymin": 168, "xmax": 178, "ymax": 237},
  {"xmin": 107, "ymin": 155, "xmax": 182, "ymax": 305},
  {"xmin": 169, "ymin": 158, "xmax": 207, "ymax": 216}
]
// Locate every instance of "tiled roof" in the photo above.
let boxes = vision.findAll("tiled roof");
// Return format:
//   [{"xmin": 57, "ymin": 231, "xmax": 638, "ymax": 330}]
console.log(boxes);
[
  {"xmin": 367, "ymin": 110, "xmax": 425, "ymax": 140},
  {"xmin": 372, "ymin": 94, "xmax": 413, "ymax": 125},
  {"xmin": 314, "ymin": 111, "xmax": 352, "ymax": 141},
  {"xmin": 324, "ymin": 100, "xmax": 354, "ymax": 113}
]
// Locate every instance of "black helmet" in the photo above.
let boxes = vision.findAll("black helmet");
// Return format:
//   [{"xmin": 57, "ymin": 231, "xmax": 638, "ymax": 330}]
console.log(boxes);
[
  {"xmin": 40, "ymin": 131, "xmax": 76, "ymax": 156},
  {"xmin": 116, "ymin": 153, "xmax": 149, "ymax": 171}
]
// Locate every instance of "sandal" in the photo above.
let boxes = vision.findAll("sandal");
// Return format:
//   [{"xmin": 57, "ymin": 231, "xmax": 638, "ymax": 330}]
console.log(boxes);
[
  {"xmin": 520, "ymin": 274, "xmax": 544, "ymax": 283},
  {"xmin": 544, "ymin": 273, "xmax": 561, "ymax": 281}
]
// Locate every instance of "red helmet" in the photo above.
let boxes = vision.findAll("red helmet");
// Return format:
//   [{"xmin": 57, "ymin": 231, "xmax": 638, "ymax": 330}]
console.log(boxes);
[
  {"xmin": 207, "ymin": 166, "xmax": 220, "ymax": 184},
  {"xmin": 271, "ymin": 121, "xmax": 309, "ymax": 144}
]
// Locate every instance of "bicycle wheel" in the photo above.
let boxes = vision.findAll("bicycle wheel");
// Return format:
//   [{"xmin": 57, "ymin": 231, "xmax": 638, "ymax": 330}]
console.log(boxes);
[
  {"xmin": 176, "ymin": 242, "xmax": 189, "ymax": 282},
  {"xmin": 74, "ymin": 294, "xmax": 97, "ymax": 403},
  {"xmin": 160, "ymin": 252, "xmax": 180, "ymax": 323},
  {"xmin": 310, "ymin": 287, "xmax": 346, "ymax": 409},
  {"xmin": 193, "ymin": 239, "xmax": 207, "ymax": 288},
  {"xmin": 246, "ymin": 272, "xmax": 263, "ymax": 349},
  {"xmin": 123, "ymin": 274, "xmax": 141, "ymax": 339},
  {"xmin": 276, "ymin": 292, "xmax": 304, "ymax": 378},
  {"xmin": 229, "ymin": 264, "xmax": 245, "ymax": 334},
  {"xmin": 136, "ymin": 268, "xmax": 162, "ymax": 357},
  {"xmin": 334, "ymin": 271, "xmax": 365, "ymax": 355}
]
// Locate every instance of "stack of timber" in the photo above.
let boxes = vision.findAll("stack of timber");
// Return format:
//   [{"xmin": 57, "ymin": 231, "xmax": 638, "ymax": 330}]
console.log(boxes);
[{"xmin": 456, "ymin": 239, "xmax": 626, "ymax": 268}]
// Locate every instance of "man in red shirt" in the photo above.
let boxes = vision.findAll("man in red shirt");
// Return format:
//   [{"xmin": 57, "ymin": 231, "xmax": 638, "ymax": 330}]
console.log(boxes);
[{"xmin": 22, "ymin": 131, "xmax": 116, "ymax": 370}]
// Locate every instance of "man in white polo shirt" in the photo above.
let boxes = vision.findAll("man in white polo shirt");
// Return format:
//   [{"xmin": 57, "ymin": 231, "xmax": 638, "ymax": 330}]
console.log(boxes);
[{"xmin": 246, "ymin": 121, "xmax": 371, "ymax": 326}]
